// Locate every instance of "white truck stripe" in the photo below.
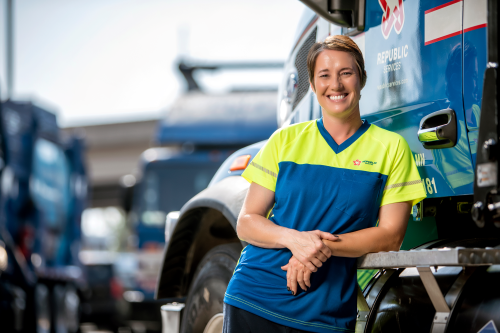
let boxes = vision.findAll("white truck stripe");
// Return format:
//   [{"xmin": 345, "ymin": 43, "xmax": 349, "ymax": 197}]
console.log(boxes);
[
  {"xmin": 425, "ymin": 0, "xmax": 463, "ymax": 45},
  {"xmin": 464, "ymin": 0, "xmax": 487, "ymax": 32}
]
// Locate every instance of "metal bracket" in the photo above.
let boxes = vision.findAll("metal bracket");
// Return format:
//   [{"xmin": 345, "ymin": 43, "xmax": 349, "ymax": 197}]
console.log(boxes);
[
  {"xmin": 355, "ymin": 269, "xmax": 398, "ymax": 332},
  {"xmin": 417, "ymin": 266, "xmax": 477, "ymax": 333},
  {"xmin": 357, "ymin": 284, "xmax": 369, "ymax": 312},
  {"xmin": 431, "ymin": 312, "xmax": 449, "ymax": 333},
  {"xmin": 417, "ymin": 267, "xmax": 450, "ymax": 312},
  {"xmin": 356, "ymin": 284, "xmax": 370, "ymax": 333},
  {"xmin": 161, "ymin": 302, "xmax": 185, "ymax": 333},
  {"xmin": 417, "ymin": 267, "xmax": 450, "ymax": 333},
  {"xmin": 355, "ymin": 311, "xmax": 369, "ymax": 333},
  {"xmin": 354, "ymin": 248, "xmax": 487, "ymax": 333}
]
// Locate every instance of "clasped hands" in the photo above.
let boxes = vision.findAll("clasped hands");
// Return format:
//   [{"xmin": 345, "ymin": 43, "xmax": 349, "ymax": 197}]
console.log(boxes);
[{"xmin": 281, "ymin": 230, "xmax": 339, "ymax": 295}]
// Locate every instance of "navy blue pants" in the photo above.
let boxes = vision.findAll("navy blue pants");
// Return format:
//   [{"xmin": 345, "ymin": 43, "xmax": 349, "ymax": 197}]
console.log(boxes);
[{"xmin": 223, "ymin": 303, "xmax": 312, "ymax": 333}]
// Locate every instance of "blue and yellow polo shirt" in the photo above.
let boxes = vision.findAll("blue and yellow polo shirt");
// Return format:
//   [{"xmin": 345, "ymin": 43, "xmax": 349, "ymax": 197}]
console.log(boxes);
[{"xmin": 224, "ymin": 119, "xmax": 426, "ymax": 333}]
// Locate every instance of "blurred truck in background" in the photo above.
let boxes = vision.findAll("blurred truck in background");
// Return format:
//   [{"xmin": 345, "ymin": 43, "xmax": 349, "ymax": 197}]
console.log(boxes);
[
  {"xmin": 115, "ymin": 61, "xmax": 281, "ymax": 331},
  {"xmin": 0, "ymin": 100, "xmax": 88, "ymax": 332},
  {"xmin": 156, "ymin": 1, "xmax": 500, "ymax": 332}
]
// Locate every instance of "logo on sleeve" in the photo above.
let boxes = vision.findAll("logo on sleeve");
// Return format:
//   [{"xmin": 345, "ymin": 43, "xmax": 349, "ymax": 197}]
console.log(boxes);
[{"xmin": 353, "ymin": 159, "xmax": 361, "ymax": 166}]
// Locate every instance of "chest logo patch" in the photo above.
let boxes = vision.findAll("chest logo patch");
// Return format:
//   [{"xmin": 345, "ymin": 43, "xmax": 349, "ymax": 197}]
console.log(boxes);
[{"xmin": 354, "ymin": 159, "xmax": 378, "ymax": 166}]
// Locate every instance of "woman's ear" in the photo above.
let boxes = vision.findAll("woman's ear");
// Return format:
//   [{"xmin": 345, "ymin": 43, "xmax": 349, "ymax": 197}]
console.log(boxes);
[
  {"xmin": 361, "ymin": 70, "xmax": 367, "ymax": 89},
  {"xmin": 310, "ymin": 81, "xmax": 315, "ymax": 93}
]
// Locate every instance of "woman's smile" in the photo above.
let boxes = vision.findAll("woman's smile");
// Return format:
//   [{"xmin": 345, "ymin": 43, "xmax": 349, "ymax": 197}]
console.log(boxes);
[{"xmin": 327, "ymin": 93, "xmax": 348, "ymax": 102}]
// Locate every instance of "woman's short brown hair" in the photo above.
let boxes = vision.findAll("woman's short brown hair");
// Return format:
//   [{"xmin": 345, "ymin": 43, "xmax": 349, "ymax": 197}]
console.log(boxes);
[{"xmin": 307, "ymin": 35, "xmax": 367, "ymax": 89}]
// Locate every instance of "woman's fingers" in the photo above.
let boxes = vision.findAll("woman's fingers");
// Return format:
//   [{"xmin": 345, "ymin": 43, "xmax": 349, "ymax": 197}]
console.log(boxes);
[
  {"xmin": 286, "ymin": 263, "xmax": 291, "ymax": 292},
  {"xmin": 316, "ymin": 230, "xmax": 340, "ymax": 242},
  {"xmin": 315, "ymin": 251, "xmax": 328, "ymax": 263},
  {"xmin": 293, "ymin": 253, "xmax": 317, "ymax": 272},
  {"xmin": 287, "ymin": 230, "xmax": 340, "ymax": 271},
  {"xmin": 288, "ymin": 231, "xmax": 325, "ymax": 269},
  {"xmin": 318, "ymin": 245, "xmax": 332, "ymax": 260},
  {"xmin": 290, "ymin": 266, "xmax": 298, "ymax": 296},
  {"xmin": 304, "ymin": 269, "xmax": 312, "ymax": 288},
  {"xmin": 286, "ymin": 256, "xmax": 315, "ymax": 293},
  {"xmin": 304, "ymin": 260, "xmax": 318, "ymax": 272},
  {"xmin": 313, "ymin": 230, "xmax": 342, "ymax": 260},
  {"xmin": 297, "ymin": 267, "xmax": 307, "ymax": 291},
  {"xmin": 310, "ymin": 257, "xmax": 323, "ymax": 268},
  {"xmin": 281, "ymin": 263, "xmax": 289, "ymax": 271},
  {"xmin": 311, "ymin": 233, "xmax": 333, "ymax": 259},
  {"xmin": 286, "ymin": 260, "xmax": 297, "ymax": 295}
]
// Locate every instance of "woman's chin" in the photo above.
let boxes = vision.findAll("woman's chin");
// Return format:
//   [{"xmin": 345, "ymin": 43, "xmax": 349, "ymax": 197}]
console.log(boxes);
[{"xmin": 322, "ymin": 108, "xmax": 356, "ymax": 119}]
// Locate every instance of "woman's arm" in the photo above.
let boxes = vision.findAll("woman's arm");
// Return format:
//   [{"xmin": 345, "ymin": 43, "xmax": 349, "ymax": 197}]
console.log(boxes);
[
  {"xmin": 282, "ymin": 201, "xmax": 412, "ymax": 294},
  {"xmin": 322, "ymin": 201, "xmax": 412, "ymax": 257},
  {"xmin": 237, "ymin": 182, "xmax": 339, "ymax": 272}
]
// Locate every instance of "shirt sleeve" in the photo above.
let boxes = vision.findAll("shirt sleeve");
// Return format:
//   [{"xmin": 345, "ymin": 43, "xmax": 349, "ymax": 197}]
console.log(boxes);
[
  {"xmin": 380, "ymin": 137, "xmax": 427, "ymax": 207},
  {"xmin": 241, "ymin": 130, "xmax": 281, "ymax": 192}
]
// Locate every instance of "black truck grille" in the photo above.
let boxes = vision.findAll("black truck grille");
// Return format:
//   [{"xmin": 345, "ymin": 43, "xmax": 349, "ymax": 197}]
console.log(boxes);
[{"xmin": 293, "ymin": 27, "xmax": 317, "ymax": 110}]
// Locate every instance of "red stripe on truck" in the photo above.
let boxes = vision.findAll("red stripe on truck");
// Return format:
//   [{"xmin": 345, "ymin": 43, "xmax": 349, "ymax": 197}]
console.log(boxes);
[
  {"xmin": 424, "ymin": 0, "xmax": 462, "ymax": 14},
  {"xmin": 424, "ymin": 30, "xmax": 462, "ymax": 45},
  {"xmin": 464, "ymin": 23, "xmax": 487, "ymax": 33}
]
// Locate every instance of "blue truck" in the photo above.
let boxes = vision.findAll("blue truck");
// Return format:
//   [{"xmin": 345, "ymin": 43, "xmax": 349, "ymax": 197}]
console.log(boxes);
[
  {"xmin": 115, "ymin": 62, "xmax": 280, "ymax": 329},
  {"xmin": 0, "ymin": 100, "xmax": 88, "ymax": 332},
  {"xmin": 156, "ymin": 1, "xmax": 500, "ymax": 332}
]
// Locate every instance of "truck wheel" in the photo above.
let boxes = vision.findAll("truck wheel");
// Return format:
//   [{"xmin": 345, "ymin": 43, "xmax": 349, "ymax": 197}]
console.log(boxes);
[{"xmin": 180, "ymin": 243, "xmax": 242, "ymax": 333}]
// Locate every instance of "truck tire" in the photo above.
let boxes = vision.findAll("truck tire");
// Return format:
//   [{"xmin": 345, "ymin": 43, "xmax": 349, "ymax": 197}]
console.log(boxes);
[{"xmin": 180, "ymin": 243, "xmax": 242, "ymax": 333}]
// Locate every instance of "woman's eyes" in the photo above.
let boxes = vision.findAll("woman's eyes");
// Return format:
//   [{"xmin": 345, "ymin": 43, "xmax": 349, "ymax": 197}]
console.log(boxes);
[{"xmin": 319, "ymin": 72, "xmax": 352, "ymax": 78}]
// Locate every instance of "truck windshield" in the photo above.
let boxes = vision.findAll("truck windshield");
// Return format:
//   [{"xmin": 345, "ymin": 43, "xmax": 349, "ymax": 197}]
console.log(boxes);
[
  {"xmin": 138, "ymin": 164, "xmax": 219, "ymax": 227},
  {"xmin": 31, "ymin": 138, "xmax": 71, "ymax": 229}
]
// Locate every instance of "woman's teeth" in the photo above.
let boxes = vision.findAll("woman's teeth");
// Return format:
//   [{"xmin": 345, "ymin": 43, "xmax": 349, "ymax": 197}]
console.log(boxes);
[{"xmin": 329, "ymin": 94, "xmax": 346, "ymax": 100}]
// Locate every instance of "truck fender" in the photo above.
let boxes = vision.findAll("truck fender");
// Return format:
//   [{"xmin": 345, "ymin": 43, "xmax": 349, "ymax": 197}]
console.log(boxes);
[{"xmin": 155, "ymin": 176, "xmax": 249, "ymax": 300}]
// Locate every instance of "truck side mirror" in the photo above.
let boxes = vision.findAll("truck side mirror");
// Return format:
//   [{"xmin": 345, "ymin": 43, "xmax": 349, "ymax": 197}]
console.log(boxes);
[{"xmin": 300, "ymin": 0, "xmax": 365, "ymax": 33}]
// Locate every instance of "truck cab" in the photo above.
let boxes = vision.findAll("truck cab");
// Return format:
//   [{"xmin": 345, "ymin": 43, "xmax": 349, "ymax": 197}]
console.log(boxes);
[
  {"xmin": 156, "ymin": 1, "xmax": 500, "ymax": 332},
  {"xmin": 0, "ymin": 100, "xmax": 88, "ymax": 333}
]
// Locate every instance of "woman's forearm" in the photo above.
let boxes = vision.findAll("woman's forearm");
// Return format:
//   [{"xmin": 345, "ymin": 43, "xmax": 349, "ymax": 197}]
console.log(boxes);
[
  {"xmin": 237, "ymin": 212, "xmax": 297, "ymax": 249},
  {"xmin": 323, "ymin": 202, "xmax": 412, "ymax": 257},
  {"xmin": 238, "ymin": 182, "xmax": 341, "ymax": 272},
  {"xmin": 322, "ymin": 226, "xmax": 404, "ymax": 258}
]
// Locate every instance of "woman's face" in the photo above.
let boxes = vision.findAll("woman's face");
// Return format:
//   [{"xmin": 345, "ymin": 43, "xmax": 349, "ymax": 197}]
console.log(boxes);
[{"xmin": 311, "ymin": 49, "xmax": 362, "ymax": 120}]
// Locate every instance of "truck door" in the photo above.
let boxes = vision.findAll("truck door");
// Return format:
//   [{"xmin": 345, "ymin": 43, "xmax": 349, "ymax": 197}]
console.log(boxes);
[
  {"xmin": 462, "ymin": 0, "xmax": 488, "ymax": 165},
  {"xmin": 355, "ymin": 0, "xmax": 474, "ymax": 198}
]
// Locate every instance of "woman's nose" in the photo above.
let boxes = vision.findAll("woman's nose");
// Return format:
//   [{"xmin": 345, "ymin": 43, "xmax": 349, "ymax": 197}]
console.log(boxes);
[{"xmin": 329, "ymin": 75, "xmax": 343, "ymax": 91}]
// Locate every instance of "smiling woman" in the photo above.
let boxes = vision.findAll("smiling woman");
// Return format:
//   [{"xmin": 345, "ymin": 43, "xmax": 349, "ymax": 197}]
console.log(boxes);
[
  {"xmin": 222, "ymin": 35, "xmax": 426, "ymax": 333},
  {"xmin": 307, "ymin": 36, "xmax": 367, "ymax": 140}
]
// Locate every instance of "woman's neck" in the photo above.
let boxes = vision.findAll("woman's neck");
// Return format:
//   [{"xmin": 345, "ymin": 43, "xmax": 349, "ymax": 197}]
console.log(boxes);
[{"xmin": 322, "ymin": 111, "xmax": 363, "ymax": 146}]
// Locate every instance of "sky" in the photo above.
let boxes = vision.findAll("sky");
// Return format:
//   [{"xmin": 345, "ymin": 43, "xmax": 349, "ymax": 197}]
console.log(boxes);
[{"xmin": 0, "ymin": 0, "xmax": 305, "ymax": 127}]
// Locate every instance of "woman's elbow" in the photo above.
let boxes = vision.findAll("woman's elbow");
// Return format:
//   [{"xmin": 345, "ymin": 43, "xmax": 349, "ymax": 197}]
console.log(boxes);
[
  {"xmin": 236, "ymin": 215, "xmax": 249, "ymax": 240},
  {"xmin": 386, "ymin": 235, "xmax": 405, "ymax": 252},
  {"xmin": 374, "ymin": 231, "xmax": 404, "ymax": 252}
]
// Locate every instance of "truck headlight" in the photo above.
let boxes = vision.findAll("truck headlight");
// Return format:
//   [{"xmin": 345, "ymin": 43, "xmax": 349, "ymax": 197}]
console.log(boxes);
[{"xmin": 0, "ymin": 242, "xmax": 7, "ymax": 271}]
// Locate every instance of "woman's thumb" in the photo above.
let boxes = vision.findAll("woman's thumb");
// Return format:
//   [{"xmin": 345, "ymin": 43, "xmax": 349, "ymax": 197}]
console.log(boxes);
[{"xmin": 321, "ymin": 232, "xmax": 340, "ymax": 241}]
